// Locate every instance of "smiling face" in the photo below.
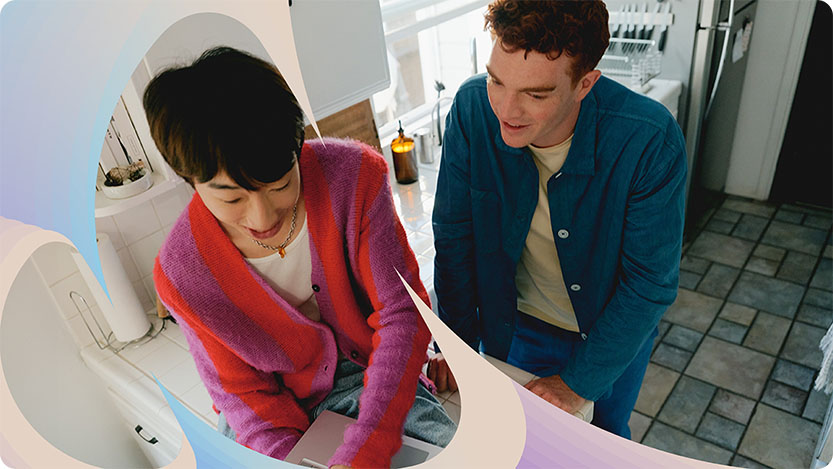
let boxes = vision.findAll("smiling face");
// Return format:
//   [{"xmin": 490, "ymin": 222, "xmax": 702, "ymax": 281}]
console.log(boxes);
[
  {"xmin": 486, "ymin": 41, "xmax": 600, "ymax": 149},
  {"xmin": 193, "ymin": 161, "xmax": 302, "ymax": 256}
]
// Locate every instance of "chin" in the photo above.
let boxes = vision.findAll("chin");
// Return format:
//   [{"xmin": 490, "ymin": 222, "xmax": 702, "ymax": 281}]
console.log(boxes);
[{"xmin": 499, "ymin": 130, "xmax": 532, "ymax": 148}]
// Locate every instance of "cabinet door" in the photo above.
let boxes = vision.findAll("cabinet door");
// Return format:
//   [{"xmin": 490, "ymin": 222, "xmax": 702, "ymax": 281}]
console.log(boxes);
[
  {"xmin": 107, "ymin": 389, "xmax": 181, "ymax": 468},
  {"xmin": 290, "ymin": 0, "xmax": 390, "ymax": 119}
]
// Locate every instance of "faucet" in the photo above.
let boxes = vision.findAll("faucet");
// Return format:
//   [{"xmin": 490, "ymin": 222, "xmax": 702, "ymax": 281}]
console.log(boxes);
[{"xmin": 431, "ymin": 97, "xmax": 453, "ymax": 147}]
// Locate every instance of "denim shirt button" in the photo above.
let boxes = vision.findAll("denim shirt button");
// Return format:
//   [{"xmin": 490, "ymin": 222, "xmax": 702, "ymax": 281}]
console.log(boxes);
[
  {"xmin": 570, "ymin": 283, "xmax": 581, "ymax": 292},
  {"xmin": 504, "ymin": 321, "xmax": 511, "ymax": 327},
  {"xmin": 580, "ymin": 333, "xmax": 588, "ymax": 340},
  {"xmin": 350, "ymin": 351, "xmax": 359, "ymax": 359},
  {"xmin": 557, "ymin": 229, "xmax": 569, "ymax": 239}
]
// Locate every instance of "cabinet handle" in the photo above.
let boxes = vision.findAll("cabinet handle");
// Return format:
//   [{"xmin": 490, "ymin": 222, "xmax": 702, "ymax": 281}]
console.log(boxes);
[{"xmin": 134, "ymin": 425, "xmax": 158, "ymax": 445}]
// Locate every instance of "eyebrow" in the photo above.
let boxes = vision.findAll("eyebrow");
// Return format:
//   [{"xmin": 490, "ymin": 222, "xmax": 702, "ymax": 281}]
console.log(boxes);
[
  {"xmin": 485, "ymin": 65, "xmax": 557, "ymax": 93},
  {"xmin": 207, "ymin": 182, "xmax": 241, "ymax": 190}
]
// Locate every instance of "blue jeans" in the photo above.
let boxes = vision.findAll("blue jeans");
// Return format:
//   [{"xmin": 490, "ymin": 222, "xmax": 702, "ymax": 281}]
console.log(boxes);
[
  {"xmin": 506, "ymin": 313, "xmax": 656, "ymax": 439},
  {"xmin": 218, "ymin": 358, "xmax": 456, "ymax": 447}
]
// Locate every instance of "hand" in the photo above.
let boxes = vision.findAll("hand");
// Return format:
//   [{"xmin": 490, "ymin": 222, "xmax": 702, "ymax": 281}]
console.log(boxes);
[
  {"xmin": 426, "ymin": 353, "xmax": 458, "ymax": 393},
  {"xmin": 524, "ymin": 375, "xmax": 586, "ymax": 415}
]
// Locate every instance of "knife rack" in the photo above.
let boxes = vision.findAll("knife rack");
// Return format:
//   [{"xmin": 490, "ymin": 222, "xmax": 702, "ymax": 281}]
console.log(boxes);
[{"xmin": 599, "ymin": 38, "xmax": 661, "ymax": 88}]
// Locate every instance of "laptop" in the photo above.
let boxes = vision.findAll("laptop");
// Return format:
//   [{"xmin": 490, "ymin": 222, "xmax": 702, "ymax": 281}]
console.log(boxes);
[{"xmin": 284, "ymin": 410, "xmax": 443, "ymax": 468}]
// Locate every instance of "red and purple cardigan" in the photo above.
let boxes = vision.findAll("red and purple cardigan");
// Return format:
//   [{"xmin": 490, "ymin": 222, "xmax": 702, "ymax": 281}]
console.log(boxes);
[{"xmin": 154, "ymin": 138, "xmax": 432, "ymax": 468}]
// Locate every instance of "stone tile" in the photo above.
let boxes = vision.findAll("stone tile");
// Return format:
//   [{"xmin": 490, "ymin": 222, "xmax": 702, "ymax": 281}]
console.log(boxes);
[
  {"xmin": 708, "ymin": 318, "xmax": 747, "ymax": 344},
  {"xmin": 825, "ymin": 244, "xmax": 833, "ymax": 259},
  {"xmin": 753, "ymin": 244, "xmax": 786, "ymax": 262},
  {"xmin": 776, "ymin": 250, "xmax": 817, "ymax": 285},
  {"xmin": 803, "ymin": 389, "xmax": 831, "ymax": 424},
  {"xmin": 688, "ymin": 231, "xmax": 755, "ymax": 268},
  {"xmin": 628, "ymin": 411, "xmax": 652, "ymax": 443},
  {"xmin": 642, "ymin": 422, "xmax": 733, "ymax": 465},
  {"xmin": 728, "ymin": 271, "xmax": 805, "ymax": 318},
  {"xmin": 771, "ymin": 359, "xmax": 816, "ymax": 391},
  {"xmin": 761, "ymin": 380, "xmax": 807, "ymax": 414},
  {"xmin": 743, "ymin": 312, "xmax": 791, "ymax": 355},
  {"xmin": 713, "ymin": 208, "xmax": 743, "ymax": 223},
  {"xmin": 722, "ymin": 199, "xmax": 776, "ymax": 219},
  {"xmin": 696, "ymin": 412, "xmax": 745, "ymax": 450},
  {"xmin": 681, "ymin": 255, "xmax": 711, "ymax": 274},
  {"xmin": 805, "ymin": 287, "xmax": 833, "ymax": 310},
  {"xmin": 686, "ymin": 337, "xmax": 775, "ymax": 399},
  {"xmin": 678, "ymin": 270, "xmax": 701, "ymax": 290},
  {"xmin": 663, "ymin": 325, "xmax": 703, "ymax": 352},
  {"xmin": 761, "ymin": 220, "xmax": 827, "ymax": 256},
  {"xmin": 635, "ymin": 363, "xmax": 680, "ymax": 417},
  {"xmin": 731, "ymin": 455, "xmax": 773, "ymax": 469},
  {"xmin": 710, "ymin": 389, "xmax": 756, "ymax": 425},
  {"xmin": 706, "ymin": 218, "xmax": 735, "ymax": 234},
  {"xmin": 804, "ymin": 214, "xmax": 832, "ymax": 230},
  {"xmin": 658, "ymin": 320, "xmax": 671, "ymax": 340},
  {"xmin": 738, "ymin": 404, "xmax": 821, "ymax": 469},
  {"xmin": 810, "ymin": 258, "xmax": 832, "ymax": 292},
  {"xmin": 773, "ymin": 208, "xmax": 804, "ymax": 224},
  {"xmin": 797, "ymin": 303, "xmax": 833, "ymax": 328},
  {"xmin": 745, "ymin": 257, "xmax": 779, "ymax": 276},
  {"xmin": 732, "ymin": 214, "xmax": 769, "ymax": 241},
  {"xmin": 657, "ymin": 376, "xmax": 715, "ymax": 432},
  {"xmin": 719, "ymin": 302, "xmax": 757, "ymax": 326},
  {"xmin": 664, "ymin": 289, "xmax": 723, "ymax": 333},
  {"xmin": 651, "ymin": 343, "xmax": 693, "ymax": 372},
  {"xmin": 697, "ymin": 263, "xmax": 740, "ymax": 299},
  {"xmin": 782, "ymin": 204, "xmax": 829, "ymax": 215},
  {"xmin": 781, "ymin": 322, "xmax": 825, "ymax": 369}
]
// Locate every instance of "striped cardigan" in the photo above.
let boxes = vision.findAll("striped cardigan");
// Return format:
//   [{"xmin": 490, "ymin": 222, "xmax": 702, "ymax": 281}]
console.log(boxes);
[{"xmin": 154, "ymin": 138, "xmax": 432, "ymax": 468}]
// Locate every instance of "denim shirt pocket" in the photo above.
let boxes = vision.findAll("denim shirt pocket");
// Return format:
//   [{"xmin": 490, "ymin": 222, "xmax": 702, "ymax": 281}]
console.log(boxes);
[{"xmin": 470, "ymin": 188, "xmax": 502, "ymax": 255}]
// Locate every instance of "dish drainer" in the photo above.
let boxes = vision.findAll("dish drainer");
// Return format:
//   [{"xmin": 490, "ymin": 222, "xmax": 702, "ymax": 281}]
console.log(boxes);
[{"xmin": 598, "ymin": 37, "xmax": 661, "ymax": 88}]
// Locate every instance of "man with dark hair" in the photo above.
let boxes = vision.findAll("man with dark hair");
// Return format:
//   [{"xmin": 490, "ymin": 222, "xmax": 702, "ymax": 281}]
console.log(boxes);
[
  {"xmin": 147, "ymin": 47, "xmax": 456, "ymax": 468},
  {"xmin": 428, "ymin": 0, "xmax": 686, "ymax": 438}
]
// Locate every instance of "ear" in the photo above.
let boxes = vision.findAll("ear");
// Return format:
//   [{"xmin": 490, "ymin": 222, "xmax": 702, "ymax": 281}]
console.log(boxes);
[{"xmin": 575, "ymin": 70, "xmax": 601, "ymax": 102}]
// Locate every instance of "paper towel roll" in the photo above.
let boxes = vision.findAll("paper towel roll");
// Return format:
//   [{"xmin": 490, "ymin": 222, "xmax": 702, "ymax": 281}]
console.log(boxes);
[{"xmin": 96, "ymin": 233, "xmax": 150, "ymax": 342}]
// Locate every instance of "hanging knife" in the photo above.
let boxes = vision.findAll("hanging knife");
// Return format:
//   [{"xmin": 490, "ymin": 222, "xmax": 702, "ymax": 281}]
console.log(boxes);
[
  {"xmin": 658, "ymin": 2, "xmax": 671, "ymax": 52},
  {"xmin": 624, "ymin": 4, "xmax": 636, "ymax": 53},
  {"xmin": 609, "ymin": 4, "xmax": 623, "ymax": 53},
  {"xmin": 644, "ymin": 3, "xmax": 662, "ymax": 51}
]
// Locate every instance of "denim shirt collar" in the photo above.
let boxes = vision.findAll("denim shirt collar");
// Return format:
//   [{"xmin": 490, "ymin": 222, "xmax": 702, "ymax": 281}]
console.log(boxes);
[{"xmin": 493, "ymin": 86, "xmax": 599, "ymax": 177}]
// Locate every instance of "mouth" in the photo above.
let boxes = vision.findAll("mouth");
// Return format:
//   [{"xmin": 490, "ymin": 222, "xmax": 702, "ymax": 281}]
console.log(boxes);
[
  {"xmin": 501, "ymin": 120, "xmax": 529, "ymax": 132},
  {"xmin": 246, "ymin": 221, "xmax": 282, "ymax": 240}
]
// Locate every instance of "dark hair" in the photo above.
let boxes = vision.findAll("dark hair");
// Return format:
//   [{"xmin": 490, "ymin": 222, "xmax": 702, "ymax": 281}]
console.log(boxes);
[
  {"xmin": 143, "ymin": 46, "xmax": 305, "ymax": 190},
  {"xmin": 484, "ymin": 0, "xmax": 610, "ymax": 85}
]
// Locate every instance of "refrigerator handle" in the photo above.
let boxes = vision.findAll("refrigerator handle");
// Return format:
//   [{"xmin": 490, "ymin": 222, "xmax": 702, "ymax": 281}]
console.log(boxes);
[{"xmin": 704, "ymin": 0, "xmax": 736, "ymax": 117}]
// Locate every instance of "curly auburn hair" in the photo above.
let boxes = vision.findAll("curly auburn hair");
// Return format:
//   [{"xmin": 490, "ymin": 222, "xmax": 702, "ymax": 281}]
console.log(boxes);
[{"xmin": 484, "ymin": 0, "xmax": 610, "ymax": 84}]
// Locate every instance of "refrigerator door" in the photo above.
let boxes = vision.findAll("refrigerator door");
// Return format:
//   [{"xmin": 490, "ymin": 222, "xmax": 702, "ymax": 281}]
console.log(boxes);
[{"xmin": 696, "ymin": 0, "xmax": 757, "ymax": 191}]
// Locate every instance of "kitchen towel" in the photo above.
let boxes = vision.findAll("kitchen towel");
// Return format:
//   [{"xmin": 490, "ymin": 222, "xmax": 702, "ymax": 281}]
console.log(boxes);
[{"xmin": 95, "ymin": 232, "xmax": 150, "ymax": 341}]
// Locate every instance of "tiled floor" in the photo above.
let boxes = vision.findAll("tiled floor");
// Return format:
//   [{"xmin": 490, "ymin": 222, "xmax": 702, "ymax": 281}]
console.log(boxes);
[
  {"xmin": 632, "ymin": 197, "xmax": 832, "ymax": 469},
  {"xmin": 389, "ymin": 162, "xmax": 833, "ymax": 468}
]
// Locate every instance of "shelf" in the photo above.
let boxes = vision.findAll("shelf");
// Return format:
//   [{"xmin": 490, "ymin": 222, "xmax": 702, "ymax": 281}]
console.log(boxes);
[{"xmin": 94, "ymin": 172, "xmax": 183, "ymax": 218}]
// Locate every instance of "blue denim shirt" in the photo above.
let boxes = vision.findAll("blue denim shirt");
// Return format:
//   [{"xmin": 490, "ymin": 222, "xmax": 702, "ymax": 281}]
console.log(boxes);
[{"xmin": 432, "ymin": 75, "xmax": 686, "ymax": 401}]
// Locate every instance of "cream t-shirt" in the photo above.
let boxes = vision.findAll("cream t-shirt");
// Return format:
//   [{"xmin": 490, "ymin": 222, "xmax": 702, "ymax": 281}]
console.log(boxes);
[
  {"xmin": 515, "ymin": 135, "xmax": 579, "ymax": 332},
  {"xmin": 245, "ymin": 215, "xmax": 321, "ymax": 322}
]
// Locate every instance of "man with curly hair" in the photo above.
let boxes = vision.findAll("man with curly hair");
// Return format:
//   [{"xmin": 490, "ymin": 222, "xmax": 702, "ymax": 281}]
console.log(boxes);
[{"xmin": 428, "ymin": 0, "xmax": 686, "ymax": 438}]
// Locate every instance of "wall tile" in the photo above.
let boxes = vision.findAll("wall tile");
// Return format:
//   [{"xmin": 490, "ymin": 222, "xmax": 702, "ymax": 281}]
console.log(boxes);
[
  {"xmin": 113, "ymin": 202, "xmax": 161, "ymax": 246},
  {"xmin": 129, "ymin": 230, "xmax": 165, "ymax": 278},
  {"xmin": 32, "ymin": 242, "xmax": 78, "ymax": 286},
  {"xmin": 95, "ymin": 216, "xmax": 126, "ymax": 250}
]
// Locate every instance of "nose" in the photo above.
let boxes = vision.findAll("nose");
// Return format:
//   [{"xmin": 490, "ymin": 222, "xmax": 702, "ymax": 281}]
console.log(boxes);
[
  {"xmin": 498, "ymin": 91, "xmax": 522, "ymax": 121},
  {"xmin": 245, "ymin": 191, "xmax": 277, "ymax": 232}
]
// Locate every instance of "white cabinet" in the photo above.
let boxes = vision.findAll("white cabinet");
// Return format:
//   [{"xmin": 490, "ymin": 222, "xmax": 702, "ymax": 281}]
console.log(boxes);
[
  {"xmin": 107, "ymin": 388, "xmax": 181, "ymax": 468},
  {"xmin": 289, "ymin": 0, "xmax": 390, "ymax": 119}
]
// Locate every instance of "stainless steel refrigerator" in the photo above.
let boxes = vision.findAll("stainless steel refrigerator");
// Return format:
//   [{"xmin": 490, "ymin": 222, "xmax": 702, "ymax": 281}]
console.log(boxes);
[{"xmin": 604, "ymin": 0, "xmax": 758, "ymax": 217}]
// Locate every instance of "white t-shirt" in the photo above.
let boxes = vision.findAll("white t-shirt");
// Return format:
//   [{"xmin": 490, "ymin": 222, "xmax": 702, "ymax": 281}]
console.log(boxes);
[
  {"xmin": 245, "ymin": 215, "xmax": 320, "ymax": 321},
  {"xmin": 515, "ymin": 135, "xmax": 579, "ymax": 332}
]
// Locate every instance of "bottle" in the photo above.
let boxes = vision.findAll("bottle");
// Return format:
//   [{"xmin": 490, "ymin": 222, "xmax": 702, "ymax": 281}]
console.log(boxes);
[{"xmin": 391, "ymin": 120, "xmax": 419, "ymax": 184}]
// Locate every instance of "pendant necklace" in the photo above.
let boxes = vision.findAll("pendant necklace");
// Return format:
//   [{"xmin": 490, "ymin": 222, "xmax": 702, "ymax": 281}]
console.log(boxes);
[{"xmin": 250, "ymin": 203, "xmax": 297, "ymax": 258}]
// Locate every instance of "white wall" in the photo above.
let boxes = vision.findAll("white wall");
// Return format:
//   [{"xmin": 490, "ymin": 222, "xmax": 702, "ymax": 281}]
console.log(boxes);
[
  {"xmin": 724, "ymin": 0, "xmax": 815, "ymax": 199},
  {"xmin": 1, "ymin": 255, "xmax": 150, "ymax": 467}
]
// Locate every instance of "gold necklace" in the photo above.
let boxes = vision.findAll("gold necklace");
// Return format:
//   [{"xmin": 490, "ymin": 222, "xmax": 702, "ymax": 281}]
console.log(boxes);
[{"xmin": 250, "ymin": 203, "xmax": 297, "ymax": 258}]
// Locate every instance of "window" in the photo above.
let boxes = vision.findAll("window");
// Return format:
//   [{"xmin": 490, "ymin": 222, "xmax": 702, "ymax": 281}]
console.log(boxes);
[{"xmin": 373, "ymin": 0, "xmax": 493, "ymax": 138}]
